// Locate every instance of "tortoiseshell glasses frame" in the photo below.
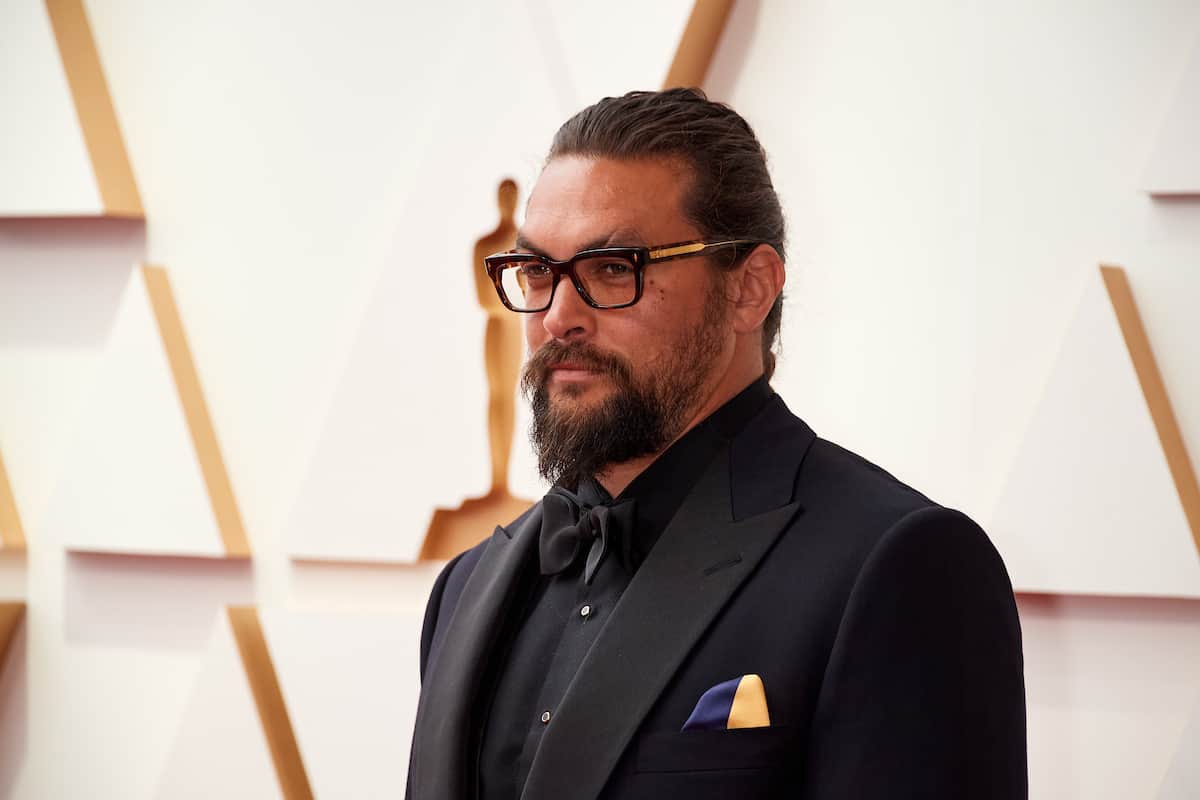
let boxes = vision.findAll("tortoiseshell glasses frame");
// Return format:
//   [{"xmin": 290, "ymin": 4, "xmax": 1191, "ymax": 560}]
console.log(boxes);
[{"xmin": 483, "ymin": 239, "xmax": 761, "ymax": 312}]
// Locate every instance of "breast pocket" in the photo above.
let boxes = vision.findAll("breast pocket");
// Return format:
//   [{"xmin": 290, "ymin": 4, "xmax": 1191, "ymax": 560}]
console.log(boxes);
[{"xmin": 634, "ymin": 726, "xmax": 795, "ymax": 774}]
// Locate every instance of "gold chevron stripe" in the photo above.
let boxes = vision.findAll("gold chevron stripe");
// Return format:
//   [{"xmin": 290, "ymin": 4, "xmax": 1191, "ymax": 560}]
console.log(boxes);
[
  {"xmin": 45, "ymin": 0, "xmax": 143, "ymax": 217},
  {"xmin": 228, "ymin": 607, "xmax": 314, "ymax": 800},
  {"xmin": 663, "ymin": 0, "xmax": 736, "ymax": 90},
  {"xmin": 0, "ymin": 452, "xmax": 26, "ymax": 550},
  {"xmin": 1102, "ymin": 265, "xmax": 1200, "ymax": 558},
  {"xmin": 0, "ymin": 603, "xmax": 25, "ymax": 668},
  {"xmin": 142, "ymin": 266, "xmax": 250, "ymax": 557}
]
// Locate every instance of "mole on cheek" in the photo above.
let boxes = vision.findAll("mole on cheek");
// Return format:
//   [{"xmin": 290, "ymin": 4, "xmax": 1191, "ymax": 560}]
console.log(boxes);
[{"xmin": 644, "ymin": 278, "xmax": 667, "ymax": 304}]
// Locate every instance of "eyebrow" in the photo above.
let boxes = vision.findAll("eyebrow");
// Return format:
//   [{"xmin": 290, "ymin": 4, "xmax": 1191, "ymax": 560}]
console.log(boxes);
[{"xmin": 513, "ymin": 227, "xmax": 647, "ymax": 258}]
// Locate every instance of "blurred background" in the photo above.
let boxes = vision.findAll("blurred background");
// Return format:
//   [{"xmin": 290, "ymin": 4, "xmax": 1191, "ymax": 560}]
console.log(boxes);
[{"xmin": 1, "ymin": 0, "xmax": 1199, "ymax": 797}]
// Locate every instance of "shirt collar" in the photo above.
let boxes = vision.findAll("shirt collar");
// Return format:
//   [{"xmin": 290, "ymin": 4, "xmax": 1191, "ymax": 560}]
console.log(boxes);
[{"xmin": 576, "ymin": 377, "xmax": 775, "ymax": 566}]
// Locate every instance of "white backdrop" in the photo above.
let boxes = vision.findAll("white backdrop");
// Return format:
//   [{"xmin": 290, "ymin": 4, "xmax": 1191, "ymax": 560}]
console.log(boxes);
[{"xmin": 1, "ymin": 0, "xmax": 1199, "ymax": 797}]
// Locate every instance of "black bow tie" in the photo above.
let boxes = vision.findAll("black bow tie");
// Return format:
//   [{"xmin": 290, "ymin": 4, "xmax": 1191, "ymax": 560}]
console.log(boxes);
[{"xmin": 538, "ymin": 485, "xmax": 637, "ymax": 585}]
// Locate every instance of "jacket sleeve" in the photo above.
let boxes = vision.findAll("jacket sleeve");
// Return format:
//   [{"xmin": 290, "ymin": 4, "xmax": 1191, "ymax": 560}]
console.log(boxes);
[
  {"xmin": 418, "ymin": 551, "xmax": 466, "ymax": 684},
  {"xmin": 801, "ymin": 505, "xmax": 1028, "ymax": 799},
  {"xmin": 407, "ymin": 550, "xmax": 469, "ymax": 800}
]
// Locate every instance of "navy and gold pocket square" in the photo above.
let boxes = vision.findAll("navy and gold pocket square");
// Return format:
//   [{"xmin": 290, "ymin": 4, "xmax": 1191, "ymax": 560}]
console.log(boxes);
[{"xmin": 681, "ymin": 674, "xmax": 771, "ymax": 731}]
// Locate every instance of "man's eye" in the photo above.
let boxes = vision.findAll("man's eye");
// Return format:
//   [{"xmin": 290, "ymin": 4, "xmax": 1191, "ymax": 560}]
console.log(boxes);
[
  {"xmin": 519, "ymin": 263, "xmax": 552, "ymax": 278},
  {"xmin": 600, "ymin": 261, "xmax": 632, "ymax": 276}
]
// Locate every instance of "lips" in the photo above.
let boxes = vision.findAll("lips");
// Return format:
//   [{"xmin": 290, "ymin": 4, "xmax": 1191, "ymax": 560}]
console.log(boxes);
[
  {"xmin": 546, "ymin": 361, "xmax": 606, "ymax": 384},
  {"xmin": 549, "ymin": 364, "xmax": 599, "ymax": 377},
  {"xmin": 524, "ymin": 343, "xmax": 627, "ymax": 393}
]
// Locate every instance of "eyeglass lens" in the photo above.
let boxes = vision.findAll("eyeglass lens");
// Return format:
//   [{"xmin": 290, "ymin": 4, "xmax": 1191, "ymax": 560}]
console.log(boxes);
[{"xmin": 498, "ymin": 254, "xmax": 638, "ymax": 310}]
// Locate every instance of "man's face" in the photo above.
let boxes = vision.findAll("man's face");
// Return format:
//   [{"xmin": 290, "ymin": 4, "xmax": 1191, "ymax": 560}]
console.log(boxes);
[{"xmin": 516, "ymin": 156, "xmax": 736, "ymax": 484}]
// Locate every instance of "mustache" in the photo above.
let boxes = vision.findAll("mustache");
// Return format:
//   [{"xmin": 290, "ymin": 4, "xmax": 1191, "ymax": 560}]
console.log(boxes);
[{"xmin": 521, "ymin": 341, "xmax": 633, "ymax": 391}]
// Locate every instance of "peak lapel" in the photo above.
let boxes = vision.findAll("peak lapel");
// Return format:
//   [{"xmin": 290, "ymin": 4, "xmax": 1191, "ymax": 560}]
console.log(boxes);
[
  {"xmin": 409, "ymin": 508, "xmax": 542, "ymax": 800},
  {"xmin": 520, "ymin": 447, "xmax": 804, "ymax": 800}
]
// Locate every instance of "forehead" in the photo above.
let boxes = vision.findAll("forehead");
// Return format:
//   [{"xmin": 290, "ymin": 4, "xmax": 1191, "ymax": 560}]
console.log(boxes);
[{"xmin": 520, "ymin": 156, "xmax": 695, "ymax": 256}]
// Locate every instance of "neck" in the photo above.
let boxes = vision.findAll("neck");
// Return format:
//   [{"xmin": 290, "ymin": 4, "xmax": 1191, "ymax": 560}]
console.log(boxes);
[{"xmin": 595, "ymin": 363, "xmax": 764, "ymax": 497}]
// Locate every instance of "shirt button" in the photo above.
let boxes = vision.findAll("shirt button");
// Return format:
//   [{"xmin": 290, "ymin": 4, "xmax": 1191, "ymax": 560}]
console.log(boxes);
[
  {"xmin": 580, "ymin": 605, "xmax": 591, "ymax": 618},
  {"xmin": 540, "ymin": 710, "xmax": 552, "ymax": 724}
]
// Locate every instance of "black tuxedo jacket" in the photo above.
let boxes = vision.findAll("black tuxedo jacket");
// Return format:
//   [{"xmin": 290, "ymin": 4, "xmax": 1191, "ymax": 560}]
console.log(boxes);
[{"xmin": 408, "ymin": 395, "xmax": 1027, "ymax": 799}]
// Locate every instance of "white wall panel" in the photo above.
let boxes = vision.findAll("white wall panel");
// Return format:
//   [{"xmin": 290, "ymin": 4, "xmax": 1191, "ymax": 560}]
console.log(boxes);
[
  {"xmin": 1158, "ymin": 697, "xmax": 1200, "ymax": 799},
  {"xmin": 0, "ymin": 0, "xmax": 102, "ymax": 216},
  {"xmin": 1020, "ymin": 594, "xmax": 1200, "ymax": 799},
  {"xmin": 156, "ymin": 610, "xmax": 283, "ymax": 800},
  {"xmin": 1144, "ymin": 41, "xmax": 1200, "ymax": 196},
  {"xmin": 262, "ymin": 608, "xmax": 425, "ymax": 799},
  {"xmin": 158, "ymin": 606, "xmax": 428, "ymax": 799},
  {"xmin": 524, "ymin": 0, "xmax": 693, "ymax": 112},
  {"xmin": 51, "ymin": 266, "xmax": 228, "ymax": 557},
  {"xmin": 992, "ymin": 270, "xmax": 1200, "ymax": 597},
  {"xmin": 0, "ymin": 218, "xmax": 145, "ymax": 540}
]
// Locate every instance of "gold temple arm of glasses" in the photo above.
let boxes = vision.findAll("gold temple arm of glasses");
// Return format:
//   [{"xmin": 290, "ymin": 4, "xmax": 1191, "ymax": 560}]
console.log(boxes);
[{"xmin": 647, "ymin": 240, "xmax": 753, "ymax": 261}]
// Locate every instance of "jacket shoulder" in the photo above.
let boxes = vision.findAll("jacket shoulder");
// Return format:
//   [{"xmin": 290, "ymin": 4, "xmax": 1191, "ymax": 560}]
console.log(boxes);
[
  {"xmin": 418, "ymin": 503, "xmax": 539, "ymax": 678},
  {"xmin": 786, "ymin": 435, "xmax": 993, "ymax": 583},
  {"xmin": 783, "ymin": 434, "xmax": 1011, "ymax": 621},
  {"xmin": 797, "ymin": 436, "xmax": 936, "ymax": 522}
]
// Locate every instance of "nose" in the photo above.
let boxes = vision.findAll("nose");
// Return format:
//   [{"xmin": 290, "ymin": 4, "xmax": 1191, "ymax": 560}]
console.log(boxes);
[{"xmin": 540, "ymin": 276, "xmax": 595, "ymax": 342}]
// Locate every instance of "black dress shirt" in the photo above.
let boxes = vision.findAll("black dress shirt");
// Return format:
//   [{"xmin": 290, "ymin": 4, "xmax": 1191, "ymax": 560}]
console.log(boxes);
[{"xmin": 474, "ymin": 378, "xmax": 773, "ymax": 800}]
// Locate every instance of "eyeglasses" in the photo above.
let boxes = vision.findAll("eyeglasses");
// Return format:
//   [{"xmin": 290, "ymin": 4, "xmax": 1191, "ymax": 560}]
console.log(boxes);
[{"xmin": 483, "ymin": 239, "xmax": 760, "ymax": 312}]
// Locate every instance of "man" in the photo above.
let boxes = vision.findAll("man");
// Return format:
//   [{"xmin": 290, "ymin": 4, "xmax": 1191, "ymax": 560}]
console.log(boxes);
[{"xmin": 408, "ymin": 89, "xmax": 1026, "ymax": 800}]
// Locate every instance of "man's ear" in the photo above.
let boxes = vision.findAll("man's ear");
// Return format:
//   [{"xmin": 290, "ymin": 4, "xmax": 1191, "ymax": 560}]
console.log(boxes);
[{"xmin": 729, "ymin": 245, "xmax": 785, "ymax": 334}]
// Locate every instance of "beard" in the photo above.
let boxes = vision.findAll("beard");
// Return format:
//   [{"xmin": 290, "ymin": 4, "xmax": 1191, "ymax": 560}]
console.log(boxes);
[{"xmin": 520, "ymin": 282, "xmax": 728, "ymax": 487}]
